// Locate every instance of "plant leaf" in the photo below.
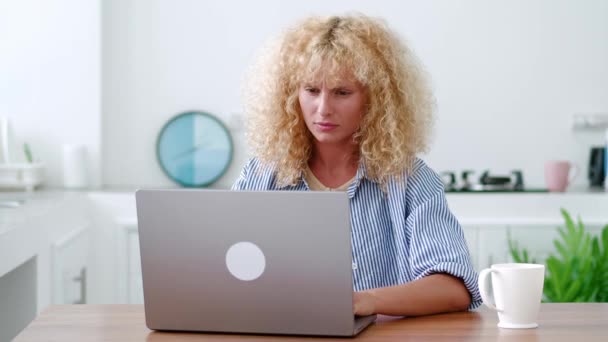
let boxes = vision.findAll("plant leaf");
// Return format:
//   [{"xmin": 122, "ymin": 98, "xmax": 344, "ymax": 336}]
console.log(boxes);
[
  {"xmin": 546, "ymin": 257, "xmax": 564, "ymax": 301},
  {"xmin": 563, "ymin": 279, "xmax": 582, "ymax": 302},
  {"xmin": 512, "ymin": 210, "xmax": 608, "ymax": 303},
  {"xmin": 508, "ymin": 232, "xmax": 531, "ymax": 263},
  {"xmin": 554, "ymin": 240, "xmax": 568, "ymax": 260}
]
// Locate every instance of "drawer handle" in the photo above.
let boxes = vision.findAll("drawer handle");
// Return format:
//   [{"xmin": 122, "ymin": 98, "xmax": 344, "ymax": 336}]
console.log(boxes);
[{"xmin": 72, "ymin": 267, "xmax": 87, "ymax": 304}]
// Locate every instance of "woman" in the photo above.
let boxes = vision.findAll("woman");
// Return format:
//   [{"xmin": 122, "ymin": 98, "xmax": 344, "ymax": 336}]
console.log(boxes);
[{"xmin": 233, "ymin": 14, "xmax": 481, "ymax": 316}]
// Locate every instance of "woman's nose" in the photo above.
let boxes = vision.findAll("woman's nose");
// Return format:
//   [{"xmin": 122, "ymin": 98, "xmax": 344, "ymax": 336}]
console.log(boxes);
[{"xmin": 317, "ymin": 91, "xmax": 333, "ymax": 117}]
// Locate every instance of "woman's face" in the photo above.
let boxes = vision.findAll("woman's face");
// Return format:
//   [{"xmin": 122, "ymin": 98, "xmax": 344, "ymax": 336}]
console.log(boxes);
[{"xmin": 298, "ymin": 75, "xmax": 367, "ymax": 146}]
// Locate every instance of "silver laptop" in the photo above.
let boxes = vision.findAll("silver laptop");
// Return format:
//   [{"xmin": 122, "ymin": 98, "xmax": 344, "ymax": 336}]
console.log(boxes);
[{"xmin": 135, "ymin": 189, "xmax": 376, "ymax": 336}]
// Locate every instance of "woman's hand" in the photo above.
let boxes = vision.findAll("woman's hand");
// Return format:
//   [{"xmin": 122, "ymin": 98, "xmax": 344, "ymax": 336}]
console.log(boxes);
[{"xmin": 353, "ymin": 290, "xmax": 376, "ymax": 316}]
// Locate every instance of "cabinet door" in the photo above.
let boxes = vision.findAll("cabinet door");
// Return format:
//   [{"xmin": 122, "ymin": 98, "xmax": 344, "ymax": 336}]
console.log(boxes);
[
  {"xmin": 52, "ymin": 226, "xmax": 90, "ymax": 304},
  {"xmin": 127, "ymin": 230, "xmax": 144, "ymax": 304},
  {"xmin": 509, "ymin": 224, "xmax": 559, "ymax": 264},
  {"xmin": 461, "ymin": 226, "xmax": 479, "ymax": 271},
  {"xmin": 477, "ymin": 226, "xmax": 509, "ymax": 270},
  {"xmin": 509, "ymin": 223, "xmax": 608, "ymax": 265}
]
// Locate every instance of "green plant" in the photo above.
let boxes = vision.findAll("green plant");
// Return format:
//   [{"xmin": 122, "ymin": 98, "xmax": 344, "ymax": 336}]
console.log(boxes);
[
  {"xmin": 508, "ymin": 208, "xmax": 608, "ymax": 302},
  {"xmin": 23, "ymin": 143, "xmax": 33, "ymax": 163}
]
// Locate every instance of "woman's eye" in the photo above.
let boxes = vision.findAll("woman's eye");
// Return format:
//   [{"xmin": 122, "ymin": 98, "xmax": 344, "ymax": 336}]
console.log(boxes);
[
  {"xmin": 336, "ymin": 89, "xmax": 352, "ymax": 96},
  {"xmin": 305, "ymin": 87, "xmax": 320, "ymax": 94}
]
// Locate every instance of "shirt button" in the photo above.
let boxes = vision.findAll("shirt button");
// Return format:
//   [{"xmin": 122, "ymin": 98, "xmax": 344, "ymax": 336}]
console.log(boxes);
[{"xmin": 352, "ymin": 262, "xmax": 358, "ymax": 270}]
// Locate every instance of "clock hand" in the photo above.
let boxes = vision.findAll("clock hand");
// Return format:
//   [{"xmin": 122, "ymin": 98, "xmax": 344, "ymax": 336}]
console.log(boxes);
[{"xmin": 172, "ymin": 143, "xmax": 205, "ymax": 161}]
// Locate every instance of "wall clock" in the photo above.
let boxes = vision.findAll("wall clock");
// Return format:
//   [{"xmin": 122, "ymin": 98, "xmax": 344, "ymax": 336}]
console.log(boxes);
[{"xmin": 156, "ymin": 111, "xmax": 233, "ymax": 187}]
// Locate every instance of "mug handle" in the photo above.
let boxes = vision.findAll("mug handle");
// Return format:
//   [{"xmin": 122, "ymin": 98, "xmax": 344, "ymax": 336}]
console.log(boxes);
[
  {"xmin": 568, "ymin": 163, "xmax": 579, "ymax": 186},
  {"xmin": 478, "ymin": 268, "xmax": 502, "ymax": 312}
]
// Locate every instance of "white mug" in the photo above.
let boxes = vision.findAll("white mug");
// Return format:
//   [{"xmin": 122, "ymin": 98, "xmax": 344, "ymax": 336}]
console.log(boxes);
[
  {"xmin": 0, "ymin": 117, "xmax": 16, "ymax": 164},
  {"xmin": 62, "ymin": 144, "xmax": 89, "ymax": 189},
  {"xmin": 478, "ymin": 263, "xmax": 545, "ymax": 329}
]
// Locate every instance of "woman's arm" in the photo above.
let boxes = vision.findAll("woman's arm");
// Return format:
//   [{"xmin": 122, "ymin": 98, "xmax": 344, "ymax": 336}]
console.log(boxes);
[{"xmin": 353, "ymin": 273, "xmax": 471, "ymax": 316}]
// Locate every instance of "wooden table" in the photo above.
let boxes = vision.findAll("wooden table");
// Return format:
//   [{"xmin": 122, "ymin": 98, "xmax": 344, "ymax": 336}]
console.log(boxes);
[{"xmin": 13, "ymin": 304, "xmax": 608, "ymax": 341}]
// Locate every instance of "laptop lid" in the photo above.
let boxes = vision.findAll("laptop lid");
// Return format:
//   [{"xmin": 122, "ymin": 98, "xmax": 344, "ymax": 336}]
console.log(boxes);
[{"xmin": 136, "ymin": 189, "xmax": 373, "ymax": 336}]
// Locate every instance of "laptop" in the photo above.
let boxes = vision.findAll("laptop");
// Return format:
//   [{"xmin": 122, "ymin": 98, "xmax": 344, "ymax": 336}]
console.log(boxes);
[{"xmin": 135, "ymin": 189, "xmax": 377, "ymax": 336}]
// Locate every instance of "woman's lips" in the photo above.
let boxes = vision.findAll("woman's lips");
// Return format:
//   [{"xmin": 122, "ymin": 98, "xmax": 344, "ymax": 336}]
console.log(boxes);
[{"xmin": 315, "ymin": 122, "xmax": 338, "ymax": 132}]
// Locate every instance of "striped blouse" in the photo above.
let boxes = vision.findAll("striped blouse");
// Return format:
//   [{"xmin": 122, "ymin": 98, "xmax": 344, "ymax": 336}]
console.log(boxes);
[{"xmin": 232, "ymin": 157, "xmax": 482, "ymax": 310}]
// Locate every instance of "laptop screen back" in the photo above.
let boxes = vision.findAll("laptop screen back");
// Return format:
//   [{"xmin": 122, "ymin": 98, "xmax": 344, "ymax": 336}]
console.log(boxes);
[{"xmin": 136, "ymin": 189, "xmax": 358, "ymax": 336}]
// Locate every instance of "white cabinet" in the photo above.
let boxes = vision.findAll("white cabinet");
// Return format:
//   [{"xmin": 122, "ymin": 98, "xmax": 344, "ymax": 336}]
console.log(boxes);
[
  {"xmin": 51, "ymin": 226, "xmax": 90, "ymax": 304},
  {"xmin": 126, "ymin": 227, "xmax": 143, "ymax": 304},
  {"xmin": 449, "ymin": 193, "xmax": 608, "ymax": 272},
  {"xmin": 85, "ymin": 192, "xmax": 138, "ymax": 304},
  {"xmin": 508, "ymin": 224, "xmax": 560, "ymax": 264},
  {"xmin": 461, "ymin": 226, "xmax": 479, "ymax": 270},
  {"xmin": 0, "ymin": 190, "xmax": 92, "ymax": 327},
  {"xmin": 83, "ymin": 191, "xmax": 608, "ymax": 304},
  {"xmin": 467, "ymin": 226, "xmax": 510, "ymax": 271},
  {"xmin": 507, "ymin": 223, "xmax": 606, "ymax": 265},
  {"xmin": 464, "ymin": 222, "xmax": 607, "ymax": 272}
]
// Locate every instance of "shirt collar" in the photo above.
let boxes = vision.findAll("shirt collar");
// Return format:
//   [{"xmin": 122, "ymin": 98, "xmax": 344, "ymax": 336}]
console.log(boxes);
[
  {"xmin": 300, "ymin": 170, "xmax": 311, "ymax": 190},
  {"xmin": 346, "ymin": 162, "xmax": 372, "ymax": 199}
]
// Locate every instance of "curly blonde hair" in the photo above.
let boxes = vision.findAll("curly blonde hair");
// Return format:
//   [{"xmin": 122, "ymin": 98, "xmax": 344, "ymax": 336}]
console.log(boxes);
[{"xmin": 243, "ymin": 14, "xmax": 435, "ymax": 187}]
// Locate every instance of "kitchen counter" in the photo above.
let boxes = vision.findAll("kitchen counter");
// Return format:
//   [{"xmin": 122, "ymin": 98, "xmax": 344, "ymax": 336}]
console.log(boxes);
[
  {"xmin": 2, "ymin": 187, "xmax": 606, "ymax": 235},
  {"xmin": 0, "ymin": 190, "xmax": 91, "ymax": 298},
  {"xmin": 445, "ymin": 185, "xmax": 607, "ymax": 194},
  {"xmin": 445, "ymin": 191, "xmax": 608, "ymax": 225},
  {"xmin": 97, "ymin": 185, "xmax": 608, "ymax": 194},
  {"xmin": 0, "ymin": 191, "xmax": 87, "ymax": 277}
]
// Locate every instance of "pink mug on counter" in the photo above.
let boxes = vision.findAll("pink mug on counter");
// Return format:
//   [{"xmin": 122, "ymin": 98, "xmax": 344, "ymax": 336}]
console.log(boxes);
[{"xmin": 544, "ymin": 160, "xmax": 578, "ymax": 192}]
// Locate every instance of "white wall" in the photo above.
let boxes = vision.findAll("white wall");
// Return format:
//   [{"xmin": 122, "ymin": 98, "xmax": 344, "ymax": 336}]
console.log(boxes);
[
  {"xmin": 100, "ymin": 0, "xmax": 606, "ymax": 189},
  {"xmin": 0, "ymin": 0, "xmax": 102, "ymax": 188}
]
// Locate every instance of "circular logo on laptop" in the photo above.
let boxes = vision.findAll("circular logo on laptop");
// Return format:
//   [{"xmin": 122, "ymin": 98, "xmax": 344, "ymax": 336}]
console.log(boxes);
[{"xmin": 225, "ymin": 242, "xmax": 266, "ymax": 281}]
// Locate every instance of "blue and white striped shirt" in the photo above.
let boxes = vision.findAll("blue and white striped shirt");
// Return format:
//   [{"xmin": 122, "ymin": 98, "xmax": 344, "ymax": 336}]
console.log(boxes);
[{"xmin": 232, "ymin": 157, "xmax": 482, "ymax": 310}]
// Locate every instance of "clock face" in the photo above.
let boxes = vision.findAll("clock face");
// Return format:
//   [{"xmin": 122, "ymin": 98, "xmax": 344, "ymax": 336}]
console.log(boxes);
[{"xmin": 156, "ymin": 111, "xmax": 233, "ymax": 187}]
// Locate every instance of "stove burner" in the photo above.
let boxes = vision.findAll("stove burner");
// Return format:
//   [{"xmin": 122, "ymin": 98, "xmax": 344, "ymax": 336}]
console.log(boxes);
[{"xmin": 441, "ymin": 170, "xmax": 525, "ymax": 192}]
